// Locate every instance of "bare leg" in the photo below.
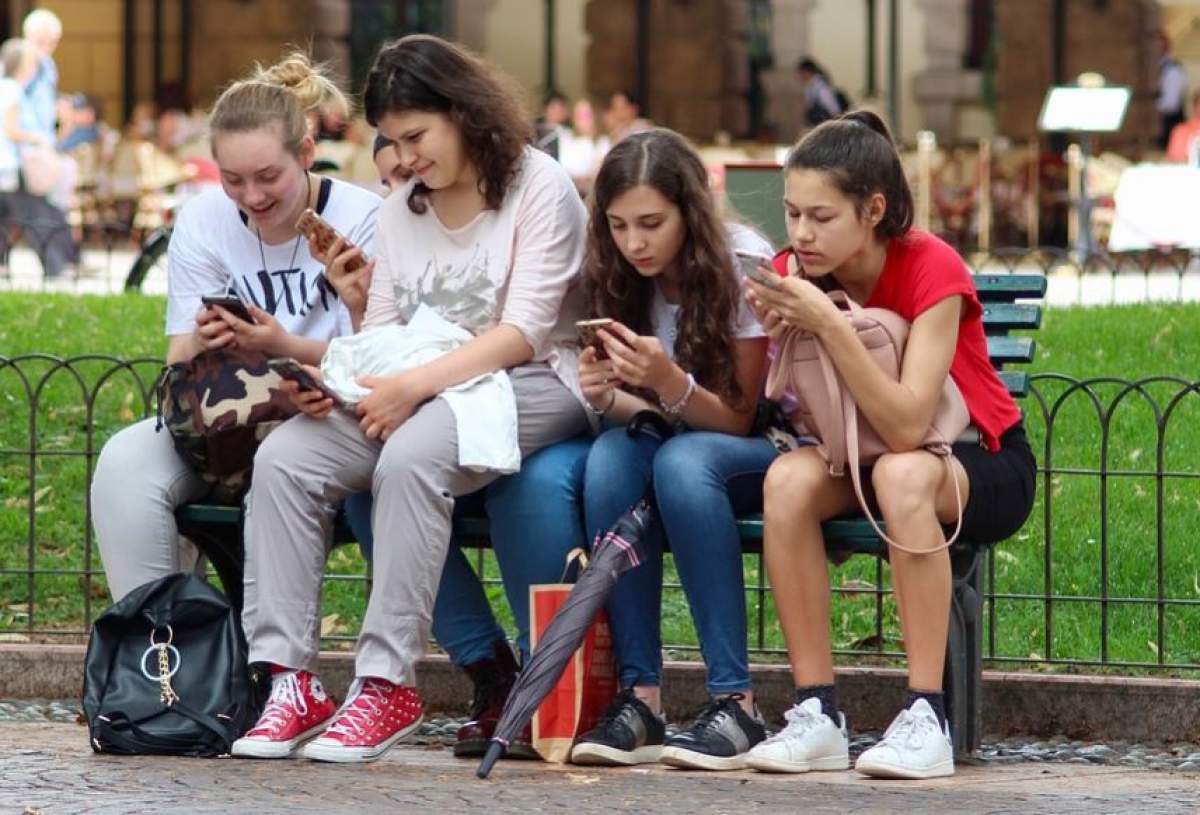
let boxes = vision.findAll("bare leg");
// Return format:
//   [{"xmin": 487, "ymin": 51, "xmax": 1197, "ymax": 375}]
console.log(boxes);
[
  {"xmin": 871, "ymin": 452, "xmax": 971, "ymax": 691},
  {"xmin": 762, "ymin": 448, "xmax": 857, "ymax": 687}
]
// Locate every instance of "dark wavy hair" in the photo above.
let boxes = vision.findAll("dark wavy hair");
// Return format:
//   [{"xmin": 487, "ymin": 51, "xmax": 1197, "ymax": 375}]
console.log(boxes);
[
  {"xmin": 785, "ymin": 109, "xmax": 914, "ymax": 239},
  {"xmin": 362, "ymin": 35, "xmax": 532, "ymax": 214},
  {"xmin": 587, "ymin": 129, "xmax": 742, "ymax": 405}
]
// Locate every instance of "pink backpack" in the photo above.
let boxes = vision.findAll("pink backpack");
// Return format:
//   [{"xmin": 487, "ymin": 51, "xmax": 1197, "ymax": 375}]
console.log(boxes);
[{"xmin": 765, "ymin": 292, "xmax": 970, "ymax": 553}]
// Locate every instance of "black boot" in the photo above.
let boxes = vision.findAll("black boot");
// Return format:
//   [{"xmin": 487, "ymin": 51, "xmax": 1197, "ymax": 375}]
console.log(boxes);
[{"xmin": 453, "ymin": 640, "xmax": 538, "ymax": 759}]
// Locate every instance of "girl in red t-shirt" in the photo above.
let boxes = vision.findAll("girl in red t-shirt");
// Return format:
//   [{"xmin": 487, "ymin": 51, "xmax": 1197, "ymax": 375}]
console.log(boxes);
[{"xmin": 742, "ymin": 111, "xmax": 1035, "ymax": 780}]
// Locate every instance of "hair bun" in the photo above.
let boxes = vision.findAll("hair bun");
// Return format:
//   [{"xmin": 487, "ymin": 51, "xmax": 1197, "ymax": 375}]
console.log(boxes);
[{"xmin": 256, "ymin": 50, "xmax": 347, "ymax": 118}]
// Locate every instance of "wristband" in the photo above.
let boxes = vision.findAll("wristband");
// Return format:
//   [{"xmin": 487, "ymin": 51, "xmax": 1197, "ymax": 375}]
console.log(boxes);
[
  {"xmin": 659, "ymin": 373, "xmax": 696, "ymax": 417},
  {"xmin": 586, "ymin": 390, "xmax": 617, "ymax": 417}
]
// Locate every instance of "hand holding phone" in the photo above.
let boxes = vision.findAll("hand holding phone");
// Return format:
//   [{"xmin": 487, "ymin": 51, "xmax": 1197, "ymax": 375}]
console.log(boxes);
[
  {"xmin": 296, "ymin": 209, "xmax": 366, "ymax": 273},
  {"xmin": 201, "ymin": 294, "xmax": 255, "ymax": 324},
  {"xmin": 735, "ymin": 249, "xmax": 780, "ymax": 288},
  {"xmin": 267, "ymin": 357, "xmax": 345, "ymax": 408},
  {"xmin": 576, "ymin": 318, "xmax": 616, "ymax": 360}
]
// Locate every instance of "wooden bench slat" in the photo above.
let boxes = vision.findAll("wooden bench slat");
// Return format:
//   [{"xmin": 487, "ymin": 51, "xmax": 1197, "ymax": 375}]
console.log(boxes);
[
  {"xmin": 972, "ymin": 274, "xmax": 1048, "ymax": 301},
  {"xmin": 985, "ymin": 336, "xmax": 1035, "ymax": 365},
  {"xmin": 981, "ymin": 303, "xmax": 1042, "ymax": 332}
]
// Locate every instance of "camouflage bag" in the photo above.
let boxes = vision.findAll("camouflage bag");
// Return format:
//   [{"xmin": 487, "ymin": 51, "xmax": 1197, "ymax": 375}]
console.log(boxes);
[{"xmin": 155, "ymin": 347, "xmax": 298, "ymax": 504}]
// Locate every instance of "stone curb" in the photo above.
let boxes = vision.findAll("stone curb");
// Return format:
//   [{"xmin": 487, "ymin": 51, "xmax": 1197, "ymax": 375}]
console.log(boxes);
[{"xmin": 4, "ymin": 644, "xmax": 1198, "ymax": 742}]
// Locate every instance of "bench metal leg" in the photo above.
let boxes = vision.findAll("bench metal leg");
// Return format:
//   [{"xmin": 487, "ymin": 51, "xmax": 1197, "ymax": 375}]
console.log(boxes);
[{"xmin": 944, "ymin": 547, "xmax": 986, "ymax": 759}]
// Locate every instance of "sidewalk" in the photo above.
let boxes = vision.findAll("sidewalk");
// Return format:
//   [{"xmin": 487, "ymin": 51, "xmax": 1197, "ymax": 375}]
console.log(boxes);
[{"xmin": 4, "ymin": 721, "xmax": 1199, "ymax": 814}]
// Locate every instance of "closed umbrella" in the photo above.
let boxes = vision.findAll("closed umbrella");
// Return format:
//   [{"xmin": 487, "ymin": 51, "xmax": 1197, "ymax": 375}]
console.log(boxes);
[{"xmin": 476, "ymin": 498, "xmax": 654, "ymax": 779}]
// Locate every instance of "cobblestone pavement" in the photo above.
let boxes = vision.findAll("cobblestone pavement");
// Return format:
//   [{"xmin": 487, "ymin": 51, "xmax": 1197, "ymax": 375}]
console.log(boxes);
[{"xmin": 2, "ymin": 705, "xmax": 1200, "ymax": 814}]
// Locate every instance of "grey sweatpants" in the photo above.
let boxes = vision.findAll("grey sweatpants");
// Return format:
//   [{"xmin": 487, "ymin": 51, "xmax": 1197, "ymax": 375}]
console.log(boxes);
[
  {"xmin": 247, "ymin": 363, "xmax": 587, "ymax": 686},
  {"xmin": 92, "ymin": 417, "xmax": 209, "ymax": 601}
]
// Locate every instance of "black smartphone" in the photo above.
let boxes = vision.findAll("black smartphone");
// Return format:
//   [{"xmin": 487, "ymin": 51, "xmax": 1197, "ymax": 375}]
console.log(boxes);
[
  {"xmin": 266, "ymin": 357, "xmax": 345, "ymax": 407},
  {"xmin": 201, "ymin": 294, "xmax": 255, "ymax": 324}
]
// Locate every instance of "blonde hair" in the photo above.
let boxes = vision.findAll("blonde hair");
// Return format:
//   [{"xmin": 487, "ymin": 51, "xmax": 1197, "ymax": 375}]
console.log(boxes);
[
  {"xmin": 210, "ymin": 51, "xmax": 349, "ymax": 156},
  {"xmin": 22, "ymin": 9, "xmax": 62, "ymax": 39},
  {"xmin": 0, "ymin": 38, "xmax": 34, "ymax": 78}
]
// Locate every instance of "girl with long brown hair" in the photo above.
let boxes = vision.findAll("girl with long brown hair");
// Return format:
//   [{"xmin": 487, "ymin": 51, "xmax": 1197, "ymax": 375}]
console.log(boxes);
[{"xmin": 565, "ymin": 128, "xmax": 783, "ymax": 771}]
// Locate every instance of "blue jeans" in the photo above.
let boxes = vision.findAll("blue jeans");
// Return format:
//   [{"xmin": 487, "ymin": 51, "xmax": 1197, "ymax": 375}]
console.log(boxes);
[
  {"xmin": 344, "ymin": 435, "xmax": 591, "ymax": 665},
  {"xmin": 584, "ymin": 427, "xmax": 780, "ymax": 693}
]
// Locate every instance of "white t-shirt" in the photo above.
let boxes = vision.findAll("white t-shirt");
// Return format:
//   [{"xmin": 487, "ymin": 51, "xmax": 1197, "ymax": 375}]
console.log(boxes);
[
  {"xmin": 650, "ymin": 222, "xmax": 771, "ymax": 355},
  {"xmin": 363, "ymin": 146, "xmax": 588, "ymax": 391},
  {"xmin": 0, "ymin": 79, "xmax": 22, "ymax": 192},
  {"xmin": 164, "ymin": 176, "xmax": 381, "ymax": 340}
]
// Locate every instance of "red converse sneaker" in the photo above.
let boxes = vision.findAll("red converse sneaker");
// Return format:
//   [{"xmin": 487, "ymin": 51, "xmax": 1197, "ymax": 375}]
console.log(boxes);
[
  {"xmin": 302, "ymin": 677, "xmax": 423, "ymax": 763},
  {"xmin": 231, "ymin": 670, "xmax": 336, "ymax": 759}
]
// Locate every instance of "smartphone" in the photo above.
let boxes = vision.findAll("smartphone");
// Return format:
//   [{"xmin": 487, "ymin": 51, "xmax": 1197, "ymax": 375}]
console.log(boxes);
[
  {"xmin": 735, "ymin": 249, "xmax": 780, "ymax": 288},
  {"xmin": 200, "ymin": 294, "xmax": 255, "ymax": 324},
  {"xmin": 266, "ymin": 357, "xmax": 345, "ymax": 407},
  {"xmin": 295, "ymin": 209, "xmax": 366, "ymax": 272},
  {"xmin": 576, "ymin": 318, "xmax": 615, "ymax": 360}
]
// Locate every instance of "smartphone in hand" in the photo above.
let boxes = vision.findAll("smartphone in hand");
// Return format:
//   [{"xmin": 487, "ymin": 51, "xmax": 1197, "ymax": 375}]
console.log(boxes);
[
  {"xmin": 735, "ymin": 249, "xmax": 781, "ymax": 288},
  {"xmin": 266, "ymin": 357, "xmax": 345, "ymax": 407},
  {"xmin": 576, "ymin": 318, "xmax": 617, "ymax": 360},
  {"xmin": 295, "ymin": 209, "xmax": 366, "ymax": 273},
  {"xmin": 200, "ymin": 294, "xmax": 255, "ymax": 324}
]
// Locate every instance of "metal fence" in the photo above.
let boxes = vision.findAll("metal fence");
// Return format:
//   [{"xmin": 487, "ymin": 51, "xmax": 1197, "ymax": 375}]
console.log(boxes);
[{"xmin": 3, "ymin": 352, "xmax": 1200, "ymax": 674}]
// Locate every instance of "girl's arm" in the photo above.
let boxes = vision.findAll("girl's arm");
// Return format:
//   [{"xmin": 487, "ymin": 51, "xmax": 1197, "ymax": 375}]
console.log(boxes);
[
  {"xmin": 814, "ymin": 295, "xmax": 961, "ymax": 451},
  {"xmin": 4, "ymin": 103, "xmax": 46, "ymax": 146}
]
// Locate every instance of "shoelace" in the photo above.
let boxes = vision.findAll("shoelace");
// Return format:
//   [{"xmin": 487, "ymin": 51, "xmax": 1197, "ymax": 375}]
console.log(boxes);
[
  {"xmin": 762, "ymin": 703, "xmax": 822, "ymax": 745},
  {"xmin": 592, "ymin": 690, "xmax": 642, "ymax": 733},
  {"xmin": 879, "ymin": 708, "xmax": 940, "ymax": 750},
  {"xmin": 688, "ymin": 695, "xmax": 742, "ymax": 735},
  {"xmin": 326, "ymin": 678, "xmax": 389, "ymax": 738},
  {"xmin": 255, "ymin": 672, "xmax": 308, "ymax": 734}
]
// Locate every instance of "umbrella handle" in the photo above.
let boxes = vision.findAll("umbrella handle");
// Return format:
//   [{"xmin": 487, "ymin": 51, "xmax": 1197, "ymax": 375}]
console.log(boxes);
[{"xmin": 476, "ymin": 740, "xmax": 505, "ymax": 779}]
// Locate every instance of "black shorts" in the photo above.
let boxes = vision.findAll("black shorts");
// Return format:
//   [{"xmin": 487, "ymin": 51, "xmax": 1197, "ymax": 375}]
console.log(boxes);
[{"xmin": 950, "ymin": 422, "xmax": 1036, "ymax": 546}]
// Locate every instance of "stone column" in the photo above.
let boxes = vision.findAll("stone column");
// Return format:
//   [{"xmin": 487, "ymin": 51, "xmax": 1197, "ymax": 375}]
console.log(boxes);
[
  {"xmin": 760, "ymin": 0, "xmax": 817, "ymax": 142},
  {"xmin": 453, "ymin": 0, "xmax": 500, "ymax": 53},
  {"xmin": 912, "ymin": 0, "xmax": 979, "ymax": 141},
  {"xmin": 311, "ymin": 0, "xmax": 351, "ymax": 75}
]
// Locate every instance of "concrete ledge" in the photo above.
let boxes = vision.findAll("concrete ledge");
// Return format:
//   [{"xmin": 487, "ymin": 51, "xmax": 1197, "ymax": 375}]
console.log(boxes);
[{"xmin": 4, "ymin": 645, "xmax": 1198, "ymax": 742}]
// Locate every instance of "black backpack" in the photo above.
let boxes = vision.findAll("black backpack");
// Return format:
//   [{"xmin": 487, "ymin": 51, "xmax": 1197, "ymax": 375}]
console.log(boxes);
[{"xmin": 82, "ymin": 573, "xmax": 257, "ymax": 756}]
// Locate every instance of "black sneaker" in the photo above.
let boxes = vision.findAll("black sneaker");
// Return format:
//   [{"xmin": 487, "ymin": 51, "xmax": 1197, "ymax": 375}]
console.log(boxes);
[
  {"xmin": 659, "ymin": 693, "xmax": 766, "ymax": 770},
  {"xmin": 569, "ymin": 689, "xmax": 666, "ymax": 766}
]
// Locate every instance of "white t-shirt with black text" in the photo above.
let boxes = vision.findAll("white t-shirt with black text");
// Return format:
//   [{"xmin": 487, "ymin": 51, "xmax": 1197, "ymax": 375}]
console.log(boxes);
[{"xmin": 164, "ymin": 176, "xmax": 380, "ymax": 341}]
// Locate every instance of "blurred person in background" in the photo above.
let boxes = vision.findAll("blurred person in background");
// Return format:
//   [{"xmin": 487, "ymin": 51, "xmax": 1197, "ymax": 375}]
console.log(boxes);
[
  {"xmin": 796, "ymin": 58, "xmax": 845, "ymax": 129},
  {"xmin": 20, "ymin": 9, "xmax": 60, "ymax": 148},
  {"xmin": 57, "ymin": 93, "xmax": 102, "ymax": 152},
  {"xmin": 1156, "ymin": 31, "xmax": 1189, "ymax": 151},
  {"xmin": 603, "ymin": 90, "xmax": 651, "ymax": 145}
]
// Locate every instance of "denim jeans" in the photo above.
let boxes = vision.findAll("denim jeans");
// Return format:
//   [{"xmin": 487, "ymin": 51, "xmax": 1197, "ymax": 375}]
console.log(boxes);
[
  {"xmin": 345, "ymin": 434, "xmax": 591, "ymax": 665},
  {"xmin": 584, "ymin": 426, "xmax": 780, "ymax": 693}
]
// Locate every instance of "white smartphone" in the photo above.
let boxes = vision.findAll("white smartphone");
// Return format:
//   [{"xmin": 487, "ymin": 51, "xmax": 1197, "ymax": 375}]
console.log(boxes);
[{"xmin": 735, "ymin": 249, "xmax": 780, "ymax": 288}]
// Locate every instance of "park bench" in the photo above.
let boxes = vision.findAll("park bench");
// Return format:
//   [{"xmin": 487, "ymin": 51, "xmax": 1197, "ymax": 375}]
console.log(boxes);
[{"xmin": 175, "ymin": 270, "xmax": 1045, "ymax": 760}]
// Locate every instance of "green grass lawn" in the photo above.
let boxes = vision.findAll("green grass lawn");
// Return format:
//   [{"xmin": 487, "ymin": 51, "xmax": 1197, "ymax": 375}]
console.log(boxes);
[{"xmin": 2, "ymin": 293, "xmax": 1199, "ymax": 675}]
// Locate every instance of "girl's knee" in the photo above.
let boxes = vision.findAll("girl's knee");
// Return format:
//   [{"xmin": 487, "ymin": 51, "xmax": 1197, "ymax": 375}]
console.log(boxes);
[
  {"xmin": 763, "ymin": 450, "xmax": 827, "ymax": 511},
  {"xmin": 871, "ymin": 452, "xmax": 942, "ymax": 516}
]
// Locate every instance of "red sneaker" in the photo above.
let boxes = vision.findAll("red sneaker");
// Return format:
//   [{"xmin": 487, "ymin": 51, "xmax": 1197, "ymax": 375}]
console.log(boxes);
[
  {"xmin": 231, "ymin": 670, "xmax": 336, "ymax": 759},
  {"xmin": 302, "ymin": 677, "xmax": 423, "ymax": 763}
]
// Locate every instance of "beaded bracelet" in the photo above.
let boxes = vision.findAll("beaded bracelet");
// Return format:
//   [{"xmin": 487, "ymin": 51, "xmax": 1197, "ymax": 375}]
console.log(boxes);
[
  {"xmin": 659, "ymin": 372, "xmax": 696, "ymax": 417},
  {"xmin": 585, "ymin": 390, "xmax": 617, "ymax": 417}
]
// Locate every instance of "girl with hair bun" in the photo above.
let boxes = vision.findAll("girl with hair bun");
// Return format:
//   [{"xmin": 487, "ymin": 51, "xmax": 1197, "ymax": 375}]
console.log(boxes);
[
  {"xmin": 743, "ymin": 110, "xmax": 1035, "ymax": 780},
  {"xmin": 93, "ymin": 51, "xmax": 381, "ymax": 604},
  {"xmin": 235, "ymin": 35, "xmax": 590, "ymax": 764}
]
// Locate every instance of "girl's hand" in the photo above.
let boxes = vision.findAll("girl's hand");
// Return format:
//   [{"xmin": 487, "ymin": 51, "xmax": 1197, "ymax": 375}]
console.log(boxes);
[
  {"xmin": 600, "ymin": 322, "xmax": 679, "ymax": 393},
  {"xmin": 578, "ymin": 345, "xmax": 616, "ymax": 411},
  {"xmin": 193, "ymin": 304, "xmax": 236, "ymax": 352},
  {"xmin": 278, "ymin": 368, "xmax": 336, "ymax": 419},
  {"xmin": 745, "ymin": 275, "xmax": 839, "ymax": 334},
  {"xmin": 316, "ymin": 236, "xmax": 374, "ymax": 320},
  {"xmin": 214, "ymin": 304, "xmax": 287, "ymax": 356},
  {"xmin": 355, "ymin": 371, "xmax": 429, "ymax": 441}
]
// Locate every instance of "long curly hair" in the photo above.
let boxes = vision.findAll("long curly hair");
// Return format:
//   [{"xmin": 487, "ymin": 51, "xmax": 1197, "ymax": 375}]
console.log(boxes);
[
  {"xmin": 587, "ymin": 129, "xmax": 743, "ymax": 404},
  {"xmin": 362, "ymin": 35, "xmax": 532, "ymax": 214}
]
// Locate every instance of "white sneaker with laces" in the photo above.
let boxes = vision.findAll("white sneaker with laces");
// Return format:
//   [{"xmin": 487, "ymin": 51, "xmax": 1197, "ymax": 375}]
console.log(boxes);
[
  {"xmin": 855, "ymin": 699, "xmax": 954, "ymax": 779},
  {"xmin": 746, "ymin": 696, "xmax": 849, "ymax": 773}
]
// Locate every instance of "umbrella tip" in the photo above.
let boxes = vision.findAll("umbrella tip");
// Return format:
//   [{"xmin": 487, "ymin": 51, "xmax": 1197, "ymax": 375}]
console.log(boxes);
[{"xmin": 476, "ymin": 741, "xmax": 504, "ymax": 779}]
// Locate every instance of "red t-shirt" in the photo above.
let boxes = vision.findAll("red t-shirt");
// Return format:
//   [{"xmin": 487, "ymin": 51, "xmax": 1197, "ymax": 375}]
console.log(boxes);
[{"xmin": 770, "ymin": 230, "xmax": 1021, "ymax": 451}]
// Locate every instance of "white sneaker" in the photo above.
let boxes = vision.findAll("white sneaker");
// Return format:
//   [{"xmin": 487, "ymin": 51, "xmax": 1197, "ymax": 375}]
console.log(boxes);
[
  {"xmin": 854, "ymin": 699, "xmax": 954, "ymax": 779},
  {"xmin": 746, "ymin": 697, "xmax": 850, "ymax": 773}
]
